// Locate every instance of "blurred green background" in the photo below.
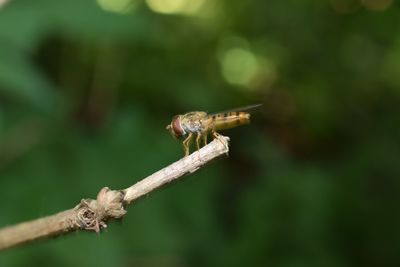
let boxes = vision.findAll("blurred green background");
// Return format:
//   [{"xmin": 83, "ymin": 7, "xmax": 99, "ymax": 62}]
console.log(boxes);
[{"xmin": 1, "ymin": 0, "xmax": 399, "ymax": 266}]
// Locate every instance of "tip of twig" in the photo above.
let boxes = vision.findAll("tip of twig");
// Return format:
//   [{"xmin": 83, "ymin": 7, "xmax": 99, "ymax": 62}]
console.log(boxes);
[{"xmin": 122, "ymin": 135, "xmax": 230, "ymax": 204}]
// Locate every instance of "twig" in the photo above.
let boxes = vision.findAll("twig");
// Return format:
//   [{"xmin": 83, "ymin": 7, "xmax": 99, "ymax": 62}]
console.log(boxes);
[{"xmin": 0, "ymin": 136, "xmax": 230, "ymax": 251}]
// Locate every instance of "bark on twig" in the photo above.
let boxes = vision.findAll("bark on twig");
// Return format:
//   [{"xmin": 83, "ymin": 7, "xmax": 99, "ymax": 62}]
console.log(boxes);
[{"xmin": 0, "ymin": 136, "xmax": 230, "ymax": 251}]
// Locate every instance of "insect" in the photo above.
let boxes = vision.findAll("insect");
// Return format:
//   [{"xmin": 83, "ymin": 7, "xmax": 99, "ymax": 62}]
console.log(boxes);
[{"xmin": 166, "ymin": 104, "xmax": 262, "ymax": 156}]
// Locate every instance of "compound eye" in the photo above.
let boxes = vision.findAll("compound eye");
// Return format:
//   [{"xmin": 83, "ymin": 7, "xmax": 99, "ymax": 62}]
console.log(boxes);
[{"xmin": 172, "ymin": 115, "xmax": 184, "ymax": 137}]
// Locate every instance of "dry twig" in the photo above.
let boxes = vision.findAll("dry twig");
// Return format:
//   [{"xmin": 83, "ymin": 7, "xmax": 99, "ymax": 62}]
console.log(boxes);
[{"xmin": 0, "ymin": 136, "xmax": 230, "ymax": 251}]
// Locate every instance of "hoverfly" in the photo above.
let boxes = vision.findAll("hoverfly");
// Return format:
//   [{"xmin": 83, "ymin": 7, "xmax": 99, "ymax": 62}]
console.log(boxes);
[{"xmin": 166, "ymin": 104, "xmax": 262, "ymax": 156}]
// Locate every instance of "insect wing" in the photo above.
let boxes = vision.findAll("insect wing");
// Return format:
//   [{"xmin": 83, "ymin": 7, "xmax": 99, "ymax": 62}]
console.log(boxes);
[{"xmin": 208, "ymin": 104, "xmax": 263, "ymax": 116}]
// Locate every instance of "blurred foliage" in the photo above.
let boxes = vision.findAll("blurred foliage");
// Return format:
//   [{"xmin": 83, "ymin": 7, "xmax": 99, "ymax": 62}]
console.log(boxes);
[{"xmin": 0, "ymin": 0, "xmax": 400, "ymax": 266}]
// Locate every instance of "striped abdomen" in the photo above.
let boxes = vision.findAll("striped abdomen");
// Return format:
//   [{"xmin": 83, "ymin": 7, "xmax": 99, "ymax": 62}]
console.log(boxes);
[{"xmin": 210, "ymin": 112, "xmax": 250, "ymax": 131}]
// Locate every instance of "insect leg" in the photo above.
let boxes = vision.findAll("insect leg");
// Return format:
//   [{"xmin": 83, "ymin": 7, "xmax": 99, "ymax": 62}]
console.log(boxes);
[
  {"xmin": 212, "ymin": 131, "xmax": 222, "ymax": 140},
  {"xmin": 203, "ymin": 133, "xmax": 208, "ymax": 146},
  {"xmin": 212, "ymin": 131, "xmax": 228, "ymax": 150},
  {"xmin": 196, "ymin": 132, "xmax": 201, "ymax": 150},
  {"xmin": 196, "ymin": 132, "xmax": 202, "ymax": 150},
  {"xmin": 182, "ymin": 133, "xmax": 193, "ymax": 156}
]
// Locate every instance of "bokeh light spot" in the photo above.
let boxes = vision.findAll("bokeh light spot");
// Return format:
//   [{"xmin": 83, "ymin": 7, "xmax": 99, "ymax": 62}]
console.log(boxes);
[
  {"xmin": 0, "ymin": 0, "xmax": 9, "ymax": 8},
  {"xmin": 145, "ymin": 0, "xmax": 205, "ymax": 15},
  {"xmin": 360, "ymin": 0, "xmax": 393, "ymax": 11},
  {"xmin": 97, "ymin": 0, "xmax": 136, "ymax": 14},
  {"xmin": 221, "ymin": 48, "xmax": 260, "ymax": 86}
]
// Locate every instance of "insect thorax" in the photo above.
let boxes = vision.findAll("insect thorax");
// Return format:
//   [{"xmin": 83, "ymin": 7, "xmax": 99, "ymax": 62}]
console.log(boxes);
[
  {"xmin": 181, "ymin": 112, "xmax": 208, "ymax": 134},
  {"xmin": 182, "ymin": 120, "xmax": 204, "ymax": 133}
]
